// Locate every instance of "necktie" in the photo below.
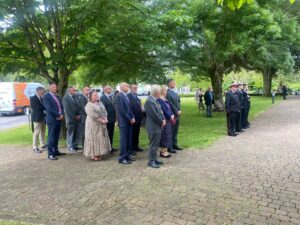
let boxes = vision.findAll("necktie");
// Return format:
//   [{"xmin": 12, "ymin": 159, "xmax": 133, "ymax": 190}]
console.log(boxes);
[
  {"xmin": 52, "ymin": 94, "xmax": 61, "ymax": 113},
  {"xmin": 109, "ymin": 95, "xmax": 113, "ymax": 103}
]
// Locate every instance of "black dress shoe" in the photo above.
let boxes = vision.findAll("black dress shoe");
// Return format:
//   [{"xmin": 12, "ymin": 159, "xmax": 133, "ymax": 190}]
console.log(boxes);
[
  {"xmin": 136, "ymin": 147, "xmax": 144, "ymax": 152},
  {"xmin": 48, "ymin": 155, "xmax": 58, "ymax": 160},
  {"xmin": 74, "ymin": 147, "xmax": 82, "ymax": 150},
  {"xmin": 148, "ymin": 161, "xmax": 160, "ymax": 168},
  {"xmin": 56, "ymin": 152, "xmax": 66, "ymax": 156},
  {"xmin": 173, "ymin": 145, "xmax": 183, "ymax": 150},
  {"xmin": 228, "ymin": 133, "xmax": 237, "ymax": 137},
  {"xmin": 130, "ymin": 151, "xmax": 137, "ymax": 156},
  {"xmin": 155, "ymin": 160, "xmax": 163, "ymax": 165},
  {"xmin": 119, "ymin": 159, "xmax": 131, "ymax": 164},
  {"xmin": 111, "ymin": 148, "xmax": 118, "ymax": 152},
  {"xmin": 168, "ymin": 148, "xmax": 177, "ymax": 153},
  {"xmin": 41, "ymin": 145, "xmax": 48, "ymax": 149},
  {"xmin": 127, "ymin": 155, "xmax": 136, "ymax": 161}
]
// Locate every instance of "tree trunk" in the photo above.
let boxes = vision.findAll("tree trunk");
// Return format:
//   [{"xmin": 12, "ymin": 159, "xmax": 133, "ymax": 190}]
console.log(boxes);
[
  {"xmin": 262, "ymin": 67, "xmax": 276, "ymax": 97},
  {"xmin": 209, "ymin": 66, "xmax": 224, "ymax": 111}
]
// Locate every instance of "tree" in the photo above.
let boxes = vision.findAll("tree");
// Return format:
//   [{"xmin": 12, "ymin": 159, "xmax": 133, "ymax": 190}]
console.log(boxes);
[
  {"xmin": 0, "ymin": 0, "xmax": 112, "ymax": 95},
  {"xmin": 218, "ymin": 0, "xmax": 295, "ymax": 10}
]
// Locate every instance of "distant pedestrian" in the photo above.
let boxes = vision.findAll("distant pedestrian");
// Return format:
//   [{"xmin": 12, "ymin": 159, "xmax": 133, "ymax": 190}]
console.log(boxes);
[
  {"xmin": 204, "ymin": 87, "xmax": 214, "ymax": 117},
  {"xmin": 282, "ymin": 85, "xmax": 288, "ymax": 100},
  {"xmin": 30, "ymin": 87, "xmax": 46, "ymax": 153}
]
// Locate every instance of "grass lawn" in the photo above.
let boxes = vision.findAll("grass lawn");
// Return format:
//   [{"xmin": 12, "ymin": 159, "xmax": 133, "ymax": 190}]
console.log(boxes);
[{"xmin": 0, "ymin": 96, "xmax": 280, "ymax": 149}]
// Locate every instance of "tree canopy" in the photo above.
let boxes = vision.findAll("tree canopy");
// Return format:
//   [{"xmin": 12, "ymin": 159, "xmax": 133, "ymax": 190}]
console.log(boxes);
[{"xmin": 0, "ymin": 0, "xmax": 299, "ymax": 99}]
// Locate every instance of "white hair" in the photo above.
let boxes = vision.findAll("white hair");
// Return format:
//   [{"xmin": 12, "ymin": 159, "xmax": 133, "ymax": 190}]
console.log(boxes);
[{"xmin": 150, "ymin": 85, "xmax": 161, "ymax": 96}]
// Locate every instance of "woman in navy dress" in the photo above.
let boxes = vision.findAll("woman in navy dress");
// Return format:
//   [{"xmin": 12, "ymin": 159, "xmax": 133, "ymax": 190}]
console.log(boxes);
[{"xmin": 157, "ymin": 86, "xmax": 175, "ymax": 158}]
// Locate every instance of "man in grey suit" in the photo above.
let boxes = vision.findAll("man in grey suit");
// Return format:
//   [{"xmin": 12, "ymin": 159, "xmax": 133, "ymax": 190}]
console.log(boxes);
[
  {"xmin": 77, "ymin": 86, "xmax": 90, "ymax": 148},
  {"xmin": 166, "ymin": 79, "xmax": 183, "ymax": 152},
  {"xmin": 144, "ymin": 85, "xmax": 166, "ymax": 168},
  {"xmin": 62, "ymin": 86, "xmax": 81, "ymax": 152}
]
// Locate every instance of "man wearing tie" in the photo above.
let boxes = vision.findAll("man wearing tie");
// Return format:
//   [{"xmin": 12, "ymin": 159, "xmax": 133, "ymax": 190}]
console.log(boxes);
[
  {"xmin": 128, "ymin": 84, "xmax": 144, "ymax": 154},
  {"xmin": 116, "ymin": 83, "xmax": 136, "ymax": 164},
  {"xmin": 166, "ymin": 79, "xmax": 183, "ymax": 152},
  {"xmin": 77, "ymin": 86, "xmax": 90, "ymax": 148},
  {"xmin": 30, "ymin": 86, "xmax": 47, "ymax": 153},
  {"xmin": 62, "ymin": 86, "xmax": 81, "ymax": 152},
  {"xmin": 101, "ymin": 85, "xmax": 117, "ymax": 152},
  {"xmin": 43, "ymin": 82, "xmax": 65, "ymax": 160}
]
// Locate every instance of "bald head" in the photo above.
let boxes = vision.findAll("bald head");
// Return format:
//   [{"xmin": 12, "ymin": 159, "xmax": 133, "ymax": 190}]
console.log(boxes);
[{"xmin": 120, "ymin": 82, "xmax": 129, "ymax": 93}]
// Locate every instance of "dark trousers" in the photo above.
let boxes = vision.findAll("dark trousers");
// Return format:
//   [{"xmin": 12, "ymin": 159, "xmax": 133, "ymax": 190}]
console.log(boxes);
[
  {"xmin": 107, "ymin": 122, "xmax": 115, "ymax": 149},
  {"xmin": 235, "ymin": 110, "xmax": 242, "ymax": 132},
  {"xmin": 119, "ymin": 125, "xmax": 132, "ymax": 161},
  {"xmin": 148, "ymin": 133, "xmax": 161, "ymax": 163},
  {"xmin": 245, "ymin": 107, "xmax": 250, "ymax": 126},
  {"xmin": 66, "ymin": 122, "xmax": 79, "ymax": 149},
  {"xmin": 78, "ymin": 122, "xmax": 85, "ymax": 147},
  {"xmin": 206, "ymin": 104, "xmax": 212, "ymax": 117},
  {"xmin": 47, "ymin": 121, "xmax": 61, "ymax": 157},
  {"xmin": 132, "ymin": 122, "xmax": 141, "ymax": 151},
  {"xmin": 241, "ymin": 108, "xmax": 246, "ymax": 128},
  {"xmin": 172, "ymin": 116, "xmax": 180, "ymax": 147},
  {"xmin": 227, "ymin": 112, "xmax": 238, "ymax": 135}
]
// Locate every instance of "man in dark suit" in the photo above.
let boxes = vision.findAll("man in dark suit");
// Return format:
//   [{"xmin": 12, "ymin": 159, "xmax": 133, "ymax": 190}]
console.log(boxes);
[
  {"xmin": 43, "ymin": 82, "xmax": 66, "ymax": 160},
  {"xmin": 144, "ymin": 85, "xmax": 166, "ymax": 168},
  {"xmin": 204, "ymin": 87, "xmax": 214, "ymax": 117},
  {"xmin": 116, "ymin": 83, "xmax": 136, "ymax": 164},
  {"xmin": 128, "ymin": 84, "xmax": 144, "ymax": 154},
  {"xmin": 225, "ymin": 82, "xmax": 240, "ymax": 137},
  {"xmin": 166, "ymin": 79, "xmax": 182, "ymax": 152},
  {"xmin": 101, "ymin": 85, "xmax": 117, "ymax": 152},
  {"xmin": 235, "ymin": 83, "xmax": 244, "ymax": 132},
  {"xmin": 30, "ymin": 86, "xmax": 46, "ymax": 153},
  {"xmin": 77, "ymin": 86, "xmax": 90, "ymax": 148},
  {"xmin": 62, "ymin": 86, "xmax": 81, "ymax": 152}
]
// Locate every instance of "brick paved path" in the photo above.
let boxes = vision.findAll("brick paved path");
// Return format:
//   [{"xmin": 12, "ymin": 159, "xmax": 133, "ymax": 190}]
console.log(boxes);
[{"xmin": 1, "ymin": 97, "xmax": 300, "ymax": 225}]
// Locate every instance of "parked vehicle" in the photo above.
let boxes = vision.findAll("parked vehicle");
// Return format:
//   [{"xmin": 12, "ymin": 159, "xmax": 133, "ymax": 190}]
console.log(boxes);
[{"xmin": 0, "ymin": 82, "xmax": 44, "ymax": 115}]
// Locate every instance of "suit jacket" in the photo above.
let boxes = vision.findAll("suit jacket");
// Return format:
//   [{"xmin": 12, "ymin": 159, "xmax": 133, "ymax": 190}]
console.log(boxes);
[
  {"xmin": 166, "ymin": 89, "xmax": 181, "ymax": 116},
  {"xmin": 204, "ymin": 90, "xmax": 215, "ymax": 105},
  {"xmin": 127, "ymin": 93, "xmax": 143, "ymax": 124},
  {"xmin": 30, "ymin": 95, "xmax": 45, "ymax": 122},
  {"xmin": 241, "ymin": 90, "xmax": 250, "ymax": 109},
  {"xmin": 77, "ymin": 94, "xmax": 88, "ymax": 124},
  {"xmin": 62, "ymin": 93, "xmax": 80, "ymax": 124},
  {"xmin": 144, "ymin": 96, "xmax": 165, "ymax": 134},
  {"xmin": 235, "ymin": 90, "xmax": 244, "ymax": 109},
  {"xmin": 116, "ymin": 93, "xmax": 134, "ymax": 127},
  {"xmin": 157, "ymin": 98, "xmax": 173, "ymax": 120},
  {"xmin": 43, "ymin": 93, "xmax": 64, "ymax": 124},
  {"xmin": 100, "ymin": 94, "xmax": 116, "ymax": 123},
  {"xmin": 225, "ymin": 91, "xmax": 240, "ymax": 113}
]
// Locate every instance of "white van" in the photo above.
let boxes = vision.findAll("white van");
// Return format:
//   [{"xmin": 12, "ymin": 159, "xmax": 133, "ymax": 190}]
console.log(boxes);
[{"xmin": 0, "ymin": 82, "xmax": 44, "ymax": 115}]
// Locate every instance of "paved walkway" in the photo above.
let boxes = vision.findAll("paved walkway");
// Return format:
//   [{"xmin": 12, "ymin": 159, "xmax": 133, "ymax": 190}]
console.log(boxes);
[{"xmin": 1, "ymin": 97, "xmax": 300, "ymax": 225}]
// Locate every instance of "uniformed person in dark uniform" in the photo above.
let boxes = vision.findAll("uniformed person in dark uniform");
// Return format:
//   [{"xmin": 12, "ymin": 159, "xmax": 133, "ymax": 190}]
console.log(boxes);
[
  {"xmin": 235, "ymin": 82, "xmax": 244, "ymax": 132},
  {"xmin": 225, "ymin": 82, "xmax": 240, "ymax": 136},
  {"xmin": 242, "ymin": 83, "xmax": 251, "ymax": 128}
]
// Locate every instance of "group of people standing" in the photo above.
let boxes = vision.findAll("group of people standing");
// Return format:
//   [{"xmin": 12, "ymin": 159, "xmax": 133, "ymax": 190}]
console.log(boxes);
[
  {"xmin": 30, "ymin": 79, "xmax": 183, "ymax": 169},
  {"xmin": 196, "ymin": 87, "xmax": 215, "ymax": 117},
  {"xmin": 225, "ymin": 82, "xmax": 251, "ymax": 137}
]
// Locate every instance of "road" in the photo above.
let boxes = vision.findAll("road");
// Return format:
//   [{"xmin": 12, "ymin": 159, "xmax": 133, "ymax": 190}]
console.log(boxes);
[{"xmin": 0, "ymin": 114, "xmax": 29, "ymax": 131}]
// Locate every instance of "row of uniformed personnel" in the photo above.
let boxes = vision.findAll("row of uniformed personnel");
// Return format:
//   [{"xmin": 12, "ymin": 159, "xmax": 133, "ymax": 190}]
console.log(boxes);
[{"xmin": 225, "ymin": 82, "xmax": 251, "ymax": 137}]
